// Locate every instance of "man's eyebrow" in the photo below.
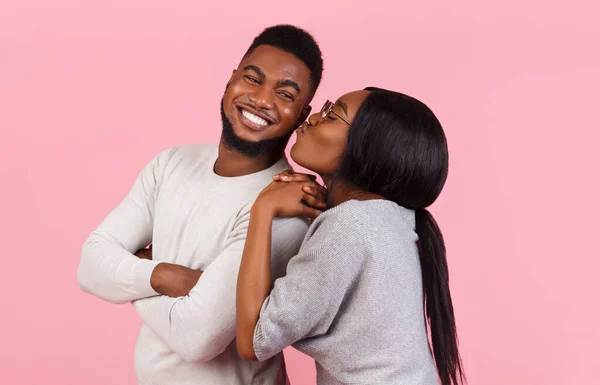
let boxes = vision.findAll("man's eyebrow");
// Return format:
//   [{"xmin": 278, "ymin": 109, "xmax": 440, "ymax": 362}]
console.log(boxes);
[
  {"xmin": 277, "ymin": 79, "xmax": 301, "ymax": 93},
  {"xmin": 336, "ymin": 100, "xmax": 348, "ymax": 116},
  {"xmin": 242, "ymin": 65, "xmax": 265, "ymax": 79}
]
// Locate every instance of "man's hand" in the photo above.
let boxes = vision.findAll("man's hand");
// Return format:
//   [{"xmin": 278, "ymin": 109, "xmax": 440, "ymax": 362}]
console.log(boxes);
[
  {"xmin": 150, "ymin": 263, "xmax": 202, "ymax": 298},
  {"xmin": 135, "ymin": 244, "xmax": 153, "ymax": 260},
  {"xmin": 135, "ymin": 245, "xmax": 201, "ymax": 297}
]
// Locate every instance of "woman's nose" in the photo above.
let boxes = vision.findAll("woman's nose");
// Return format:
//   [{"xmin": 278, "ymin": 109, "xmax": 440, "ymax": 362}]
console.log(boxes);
[{"xmin": 307, "ymin": 112, "xmax": 321, "ymax": 126}]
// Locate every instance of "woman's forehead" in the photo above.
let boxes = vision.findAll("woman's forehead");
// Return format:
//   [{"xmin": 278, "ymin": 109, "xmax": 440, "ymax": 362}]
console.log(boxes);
[{"xmin": 336, "ymin": 90, "xmax": 370, "ymax": 115}]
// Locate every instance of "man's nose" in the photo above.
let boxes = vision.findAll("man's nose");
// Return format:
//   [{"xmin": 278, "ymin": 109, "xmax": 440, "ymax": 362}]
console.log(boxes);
[{"xmin": 248, "ymin": 86, "xmax": 275, "ymax": 110}]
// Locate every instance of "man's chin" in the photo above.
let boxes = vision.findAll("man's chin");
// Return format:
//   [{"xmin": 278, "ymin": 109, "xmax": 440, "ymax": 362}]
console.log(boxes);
[
  {"xmin": 220, "ymin": 101, "xmax": 289, "ymax": 158},
  {"xmin": 230, "ymin": 123, "xmax": 263, "ymax": 142}
]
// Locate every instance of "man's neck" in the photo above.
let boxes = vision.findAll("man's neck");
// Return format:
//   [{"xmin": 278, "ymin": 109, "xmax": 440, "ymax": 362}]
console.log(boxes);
[{"xmin": 214, "ymin": 141, "xmax": 283, "ymax": 177}]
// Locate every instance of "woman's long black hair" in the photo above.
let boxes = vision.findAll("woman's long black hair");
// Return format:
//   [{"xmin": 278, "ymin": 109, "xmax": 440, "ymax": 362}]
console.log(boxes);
[{"xmin": 333, "ymin": 87, "xmax": 464, "ymax": 385}]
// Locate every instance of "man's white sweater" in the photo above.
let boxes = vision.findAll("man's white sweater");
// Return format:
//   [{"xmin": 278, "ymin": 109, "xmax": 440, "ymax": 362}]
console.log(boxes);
[{"xmin": 78, "ymin": 144, "xmax": 308, "ymax": 384}]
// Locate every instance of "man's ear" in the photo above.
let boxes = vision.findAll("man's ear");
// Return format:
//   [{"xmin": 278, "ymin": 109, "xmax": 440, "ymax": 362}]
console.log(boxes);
[
  {"xmin": 226, "ymin": 69, "xmax": 237, "ymax": 88},
  {"xmin": 292, "ymin": 105, "xmax": 312, "ymax": 129},
  {"xmin": 298, "ymin": 105, "xmax": 312, "ymax": 126}
]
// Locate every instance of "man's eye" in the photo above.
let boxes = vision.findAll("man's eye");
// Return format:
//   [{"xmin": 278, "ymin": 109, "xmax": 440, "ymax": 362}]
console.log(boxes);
[
  {"xmin": 245, "ymin": 76, "xmax": 260, "ymax": 84},
  {"xmin": 278, "ymin": 92, "xmax": 293, "ymax": 100}
]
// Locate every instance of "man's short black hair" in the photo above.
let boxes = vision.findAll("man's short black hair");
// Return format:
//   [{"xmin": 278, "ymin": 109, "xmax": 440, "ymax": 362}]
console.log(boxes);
[{"xmin": 244, "ymin": 24, "xmax": 324, "ymax": 94}]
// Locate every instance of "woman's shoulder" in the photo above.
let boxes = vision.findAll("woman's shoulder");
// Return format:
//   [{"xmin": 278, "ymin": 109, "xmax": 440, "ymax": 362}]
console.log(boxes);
[
  {"xmin": 305, "ymin": 199, "xmax": 415, "ymax": 250},
  {"xmin": 315, "ymin": 199, "xmax": 414, "ymax": 230}
]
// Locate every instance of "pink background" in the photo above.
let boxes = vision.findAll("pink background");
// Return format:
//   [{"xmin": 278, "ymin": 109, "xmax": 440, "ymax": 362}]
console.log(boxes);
[{"xmin": 1, "ymin": 1, "xmax": 598, "ymax": 384}]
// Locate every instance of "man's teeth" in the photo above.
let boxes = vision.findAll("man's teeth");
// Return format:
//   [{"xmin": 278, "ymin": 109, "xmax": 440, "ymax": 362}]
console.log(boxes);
[{"xmin": 242, "ymin": 110, "xmax": 269, "ymax": 127}]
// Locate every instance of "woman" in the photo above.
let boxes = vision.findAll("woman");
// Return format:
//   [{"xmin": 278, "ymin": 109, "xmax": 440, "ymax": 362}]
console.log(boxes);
[{"xmin": 236, "ymin": 87, "xmax": 464, "ymax": 385}]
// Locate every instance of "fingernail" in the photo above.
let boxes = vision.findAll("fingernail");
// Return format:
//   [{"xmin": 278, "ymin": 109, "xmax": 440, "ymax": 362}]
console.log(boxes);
[{"xmin": 281, "ymin": 176, "xmax": 289, "ymax": 180}]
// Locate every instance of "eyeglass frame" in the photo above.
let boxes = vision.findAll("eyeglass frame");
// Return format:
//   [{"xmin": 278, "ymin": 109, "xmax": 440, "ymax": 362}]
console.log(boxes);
[{"xmin": 320, "ymin": 100, "xmax": 351, "ymax": 125}]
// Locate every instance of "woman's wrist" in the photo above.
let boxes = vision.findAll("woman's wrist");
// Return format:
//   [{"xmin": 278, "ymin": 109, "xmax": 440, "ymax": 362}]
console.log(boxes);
[{"xmin": 251, "ymin": 198, "xmax": 277, "ymax": 219}]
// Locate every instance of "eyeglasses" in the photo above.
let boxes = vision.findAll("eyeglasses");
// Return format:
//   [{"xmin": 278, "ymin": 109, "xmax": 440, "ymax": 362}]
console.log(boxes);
[{"xmin": 320, "ymin": 100, "xmax": 351, "ymax": 125}]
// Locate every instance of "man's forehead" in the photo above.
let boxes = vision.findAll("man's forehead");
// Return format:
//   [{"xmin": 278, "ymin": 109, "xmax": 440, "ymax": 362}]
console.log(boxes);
[{"xmin": 238, "ymin": 45, "xmax": 310, "ymax": 82}]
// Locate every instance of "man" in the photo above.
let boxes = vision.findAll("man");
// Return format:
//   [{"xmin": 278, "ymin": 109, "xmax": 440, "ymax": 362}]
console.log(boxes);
[{"xmin": 77, "ymin": 25, "xmax": 324, "ymax": 384}]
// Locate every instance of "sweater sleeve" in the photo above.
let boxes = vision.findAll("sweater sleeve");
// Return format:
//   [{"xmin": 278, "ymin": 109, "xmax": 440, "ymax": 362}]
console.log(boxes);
[
  {"xmin": 77, "ymin": 149, "xmax": 171, "ymax": 304},
  {"xmin": 253, "ymin": 216, "xmax": 364, "ymax": 361},
  {"xmin": 132, "ymin": 212, "xmax": 308, "ymax": 362}
]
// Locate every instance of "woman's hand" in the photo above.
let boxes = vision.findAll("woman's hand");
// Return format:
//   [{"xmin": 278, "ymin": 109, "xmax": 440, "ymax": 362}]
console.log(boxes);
[
  {"xmin": 254, "ymin": 177, "xmax": 327, "ymax": 220},
  {"xmin": 273, "ymin": 169, "xmax": 319, "ymax": 184}
]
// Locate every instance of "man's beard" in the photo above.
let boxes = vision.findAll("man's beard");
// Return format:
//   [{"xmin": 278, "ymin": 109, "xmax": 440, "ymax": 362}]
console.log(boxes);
[{"xmin": 220, "ymin": 98, "xmax": 291, "ymax": 159}]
